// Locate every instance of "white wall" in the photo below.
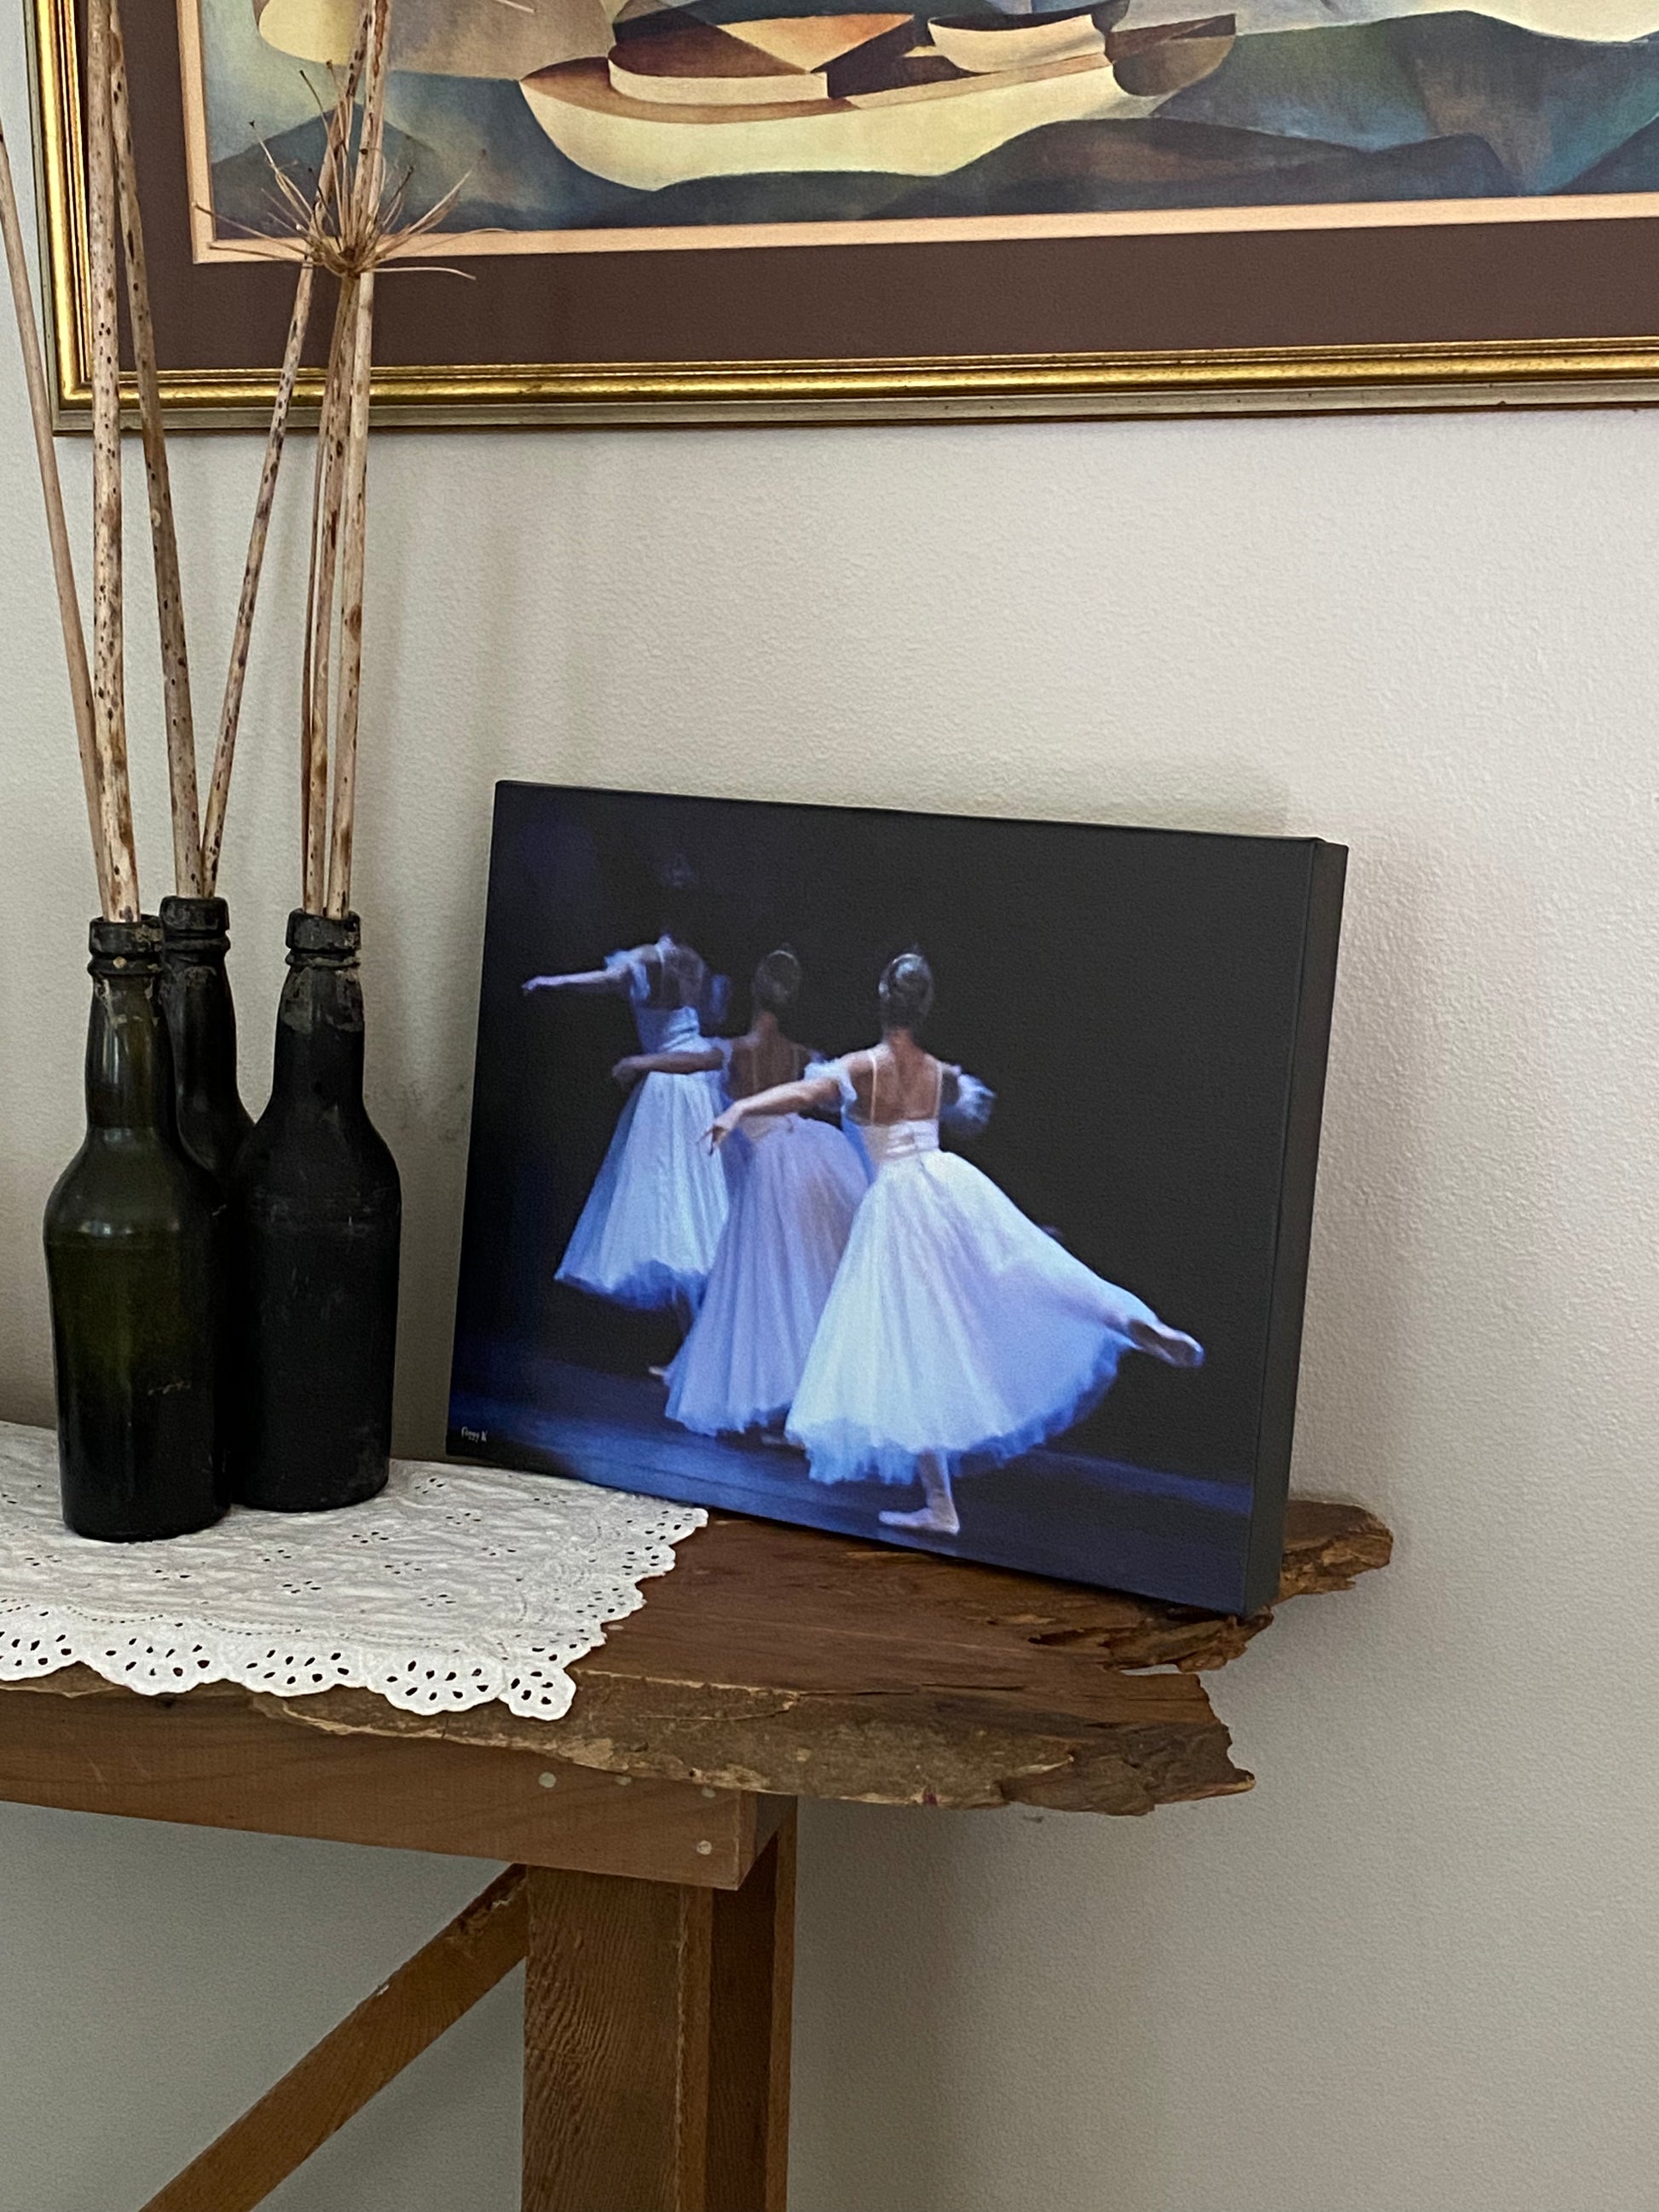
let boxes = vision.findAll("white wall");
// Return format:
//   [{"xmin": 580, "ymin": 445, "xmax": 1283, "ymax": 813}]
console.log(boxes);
[{"xmin": 5, "ymin": 22, "xmax": 1659, "ymax": 2211}]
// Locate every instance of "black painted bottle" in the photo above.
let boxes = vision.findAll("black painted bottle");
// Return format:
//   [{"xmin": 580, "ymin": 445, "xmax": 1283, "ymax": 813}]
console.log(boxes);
[
  {"xmin": 158, "ymin": 894, "xmax": 253, "ymax": 1189},
  {"xmin": 44, "ymin": 917, "xmax": 226, "ymax": 1539},
  {"xmin": 230, "ymin": 910, "xmax": 401, "ymax": 1510}
]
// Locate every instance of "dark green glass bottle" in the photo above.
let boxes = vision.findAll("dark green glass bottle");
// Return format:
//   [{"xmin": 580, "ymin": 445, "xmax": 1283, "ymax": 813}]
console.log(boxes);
[
  {"xmin": 229, "ymin": 910, "xmax": 401, "ymax": 1511},
  {"xmin": 159, "ymin": 894, "xmax": 253, "ymax": 1190},
  {"xmin": 44, "ymin": 917, "xmax": 227, "ymax": 1540}
]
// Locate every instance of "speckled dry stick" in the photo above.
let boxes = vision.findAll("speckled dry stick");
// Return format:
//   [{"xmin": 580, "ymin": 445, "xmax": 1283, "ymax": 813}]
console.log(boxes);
[
  {"xmin": 84, "ymin": 0, "xmax": 140, "ymax": 921},
  {"xmin": 303, "ymin": 274, "xmax": 356, "ymax": 911},
  {"xmin": 202, "ymin": 31, "xmax": 366, "ymax": 898},
  {"xmin": 206, "ymin": 238, "xmax": 321, "ymax": 893},
  {"xmin": 325, "ymin": 0, "xmax": 392, "ymax": 921},
  {"xmin": 0, "ymin": 107, "xmax": 109, "ymax": 915},
  {"xmin": 109, "ymin": 0, "xmax": 201, "ymax": 898}
]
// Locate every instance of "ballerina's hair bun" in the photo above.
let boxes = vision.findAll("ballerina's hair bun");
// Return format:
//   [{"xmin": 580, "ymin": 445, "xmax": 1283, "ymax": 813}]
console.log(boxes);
[
  {"xmin": 879, "ymin": 948, "xmax": 934, "ymax": 1033},
  {"xmin": 754, "ymin": 946, "xmax": 802, "ymax": 1014}
]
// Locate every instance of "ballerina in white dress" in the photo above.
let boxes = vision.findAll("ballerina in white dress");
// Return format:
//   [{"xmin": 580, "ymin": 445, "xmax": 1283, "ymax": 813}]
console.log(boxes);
[
  {"xmin": 708, "ymin": 950, "xmax": 1203, "ymax": 1537},
  {"xmin": 523, "ymin": 934, "xmax": 731, "ymax": 1316},
  {"xmin": 664, "ymin": 949, "xmax": 870, "ymax": 1441}
]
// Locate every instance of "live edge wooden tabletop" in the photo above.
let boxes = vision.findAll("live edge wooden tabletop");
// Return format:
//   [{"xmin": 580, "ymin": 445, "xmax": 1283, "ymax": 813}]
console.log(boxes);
[
  {"xmin": 6, "ymin": 1497, "xmax": 1390, "ymax": 1822},
  {"xmin": 0, "ymin": 1499, "xmax": 1390, "ymax": 2212}
]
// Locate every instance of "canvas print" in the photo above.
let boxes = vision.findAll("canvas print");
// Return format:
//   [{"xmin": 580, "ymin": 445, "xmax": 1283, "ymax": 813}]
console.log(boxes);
[
  {"xmin": 180, "ymin": 0, "xmax": 1659, "ymax": 256},
  {"xmin": 448, "ymin": 788, "xmax": 1345, "ymax": 1614}
]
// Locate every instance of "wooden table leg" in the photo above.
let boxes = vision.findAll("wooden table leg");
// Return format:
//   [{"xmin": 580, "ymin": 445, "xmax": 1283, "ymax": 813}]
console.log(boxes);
[
  {"xmin": 708, "ymin": 1809, "xmax": 794, "ymax": 2212},
  {"xmin": 523, "ymin": 1805, "xmax": 796, "ymax": 2212}
]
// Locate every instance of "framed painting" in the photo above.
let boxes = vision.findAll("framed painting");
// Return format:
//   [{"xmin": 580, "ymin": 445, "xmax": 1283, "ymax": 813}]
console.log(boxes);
[
  {"xmin": 448, "ymin": 785, "xmax": 1346, "ymax": 1614},
  {"xmin": 28, "ymin": 0, "xmax": 1659, "ymax": 426}
]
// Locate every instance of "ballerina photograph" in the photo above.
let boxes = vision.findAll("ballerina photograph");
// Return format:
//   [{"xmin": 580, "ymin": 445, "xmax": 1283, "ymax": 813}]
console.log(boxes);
[
  {"xmin": 450, "ymin": 782, "xmax": 1345, "ymax": 1615},
  {"xmin": 708, "ymin": 950, "xmax": 1202, "ymax": 1538}
]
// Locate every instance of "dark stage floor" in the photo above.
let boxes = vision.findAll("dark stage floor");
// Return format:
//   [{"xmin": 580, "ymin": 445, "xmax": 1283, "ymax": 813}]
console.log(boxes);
[{"xmin": 449, "ymin": 1350, "xmax": 1256, "ymax": 1612}]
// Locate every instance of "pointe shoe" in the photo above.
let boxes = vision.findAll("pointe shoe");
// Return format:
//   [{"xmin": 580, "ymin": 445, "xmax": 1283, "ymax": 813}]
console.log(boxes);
[
  {"xmin": 880, "ymin": 1504, "xmax": 962, "ymax": 1536},
  {"xmin": 1128, "ymin": 1318, "xmax": 1204, "ymax": 1369}
]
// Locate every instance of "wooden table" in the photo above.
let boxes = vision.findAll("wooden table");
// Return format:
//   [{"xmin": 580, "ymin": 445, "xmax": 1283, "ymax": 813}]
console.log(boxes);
[{"xmin": 0, "ymin": 1497, "xmax": 1390, "ymax": 2212}]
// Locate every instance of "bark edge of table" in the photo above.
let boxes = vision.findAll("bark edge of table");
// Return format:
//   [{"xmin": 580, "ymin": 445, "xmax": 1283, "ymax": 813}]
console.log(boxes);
[{"xmin": 1, "ymin": 1497, "xmax": 1390, "ymax": 1817}]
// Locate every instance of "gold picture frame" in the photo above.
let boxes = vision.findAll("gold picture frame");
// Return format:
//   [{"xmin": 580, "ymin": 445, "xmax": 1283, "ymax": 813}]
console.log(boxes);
[{"xmin": 28, "ymin": 0, "xmax": 1659, "ymax": 430}]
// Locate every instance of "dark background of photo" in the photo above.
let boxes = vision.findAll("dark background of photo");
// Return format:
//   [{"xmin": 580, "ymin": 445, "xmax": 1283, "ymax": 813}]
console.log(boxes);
[{"xmin": 450, "ymin": 784, "xmax": 1338, "ymax": 1489}]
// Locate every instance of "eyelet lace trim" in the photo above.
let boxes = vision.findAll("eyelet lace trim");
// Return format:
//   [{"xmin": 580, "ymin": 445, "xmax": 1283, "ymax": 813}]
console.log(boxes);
[{"xmin": 0, "ymin": 1424, "xmax": 703, "ymax": 1721}]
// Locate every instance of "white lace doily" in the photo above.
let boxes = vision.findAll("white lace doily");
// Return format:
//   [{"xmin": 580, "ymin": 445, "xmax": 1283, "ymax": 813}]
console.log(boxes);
[{"xmin": 0, "ymin": 1423, "xmax": 704, "ymax": 1722}]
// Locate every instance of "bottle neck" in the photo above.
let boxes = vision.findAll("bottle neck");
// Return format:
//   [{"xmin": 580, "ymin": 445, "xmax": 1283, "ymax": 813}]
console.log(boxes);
[
  {"xmin": 163, "ymin": 945, "xmax": 241, "ymax": 1092},
  {"xmin": 85, "ymin": 967, "xmax": 176, "ymax": 1137},
  {"xmin": 271, "ymin": 952, "xmax": 367, "ymax": 1116}
]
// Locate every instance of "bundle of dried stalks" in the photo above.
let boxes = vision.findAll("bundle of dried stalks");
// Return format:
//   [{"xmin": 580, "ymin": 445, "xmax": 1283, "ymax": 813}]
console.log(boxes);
[
  {"xmin": 254, "ymin": 0, "xmax": 454, "ymax": 919},
  {"xmin": 3, "ymin": 0, "xmax": 436, "ymax": 921},
  {"xmin": 0, "ymin": 0, "xmax": 203, "ymax": 915},
  {"xmin": 84, "ymin": 0, "xmax": 135, "ymax": 916},
  {"xmin": 109, "ymin": 0, "xmax": 201, "ymax": 898},
  {"xmin": 200, "ymin": 19, "xmax": 367, "ymax": 898},
  {"xmin": 0, "ymin": 104, "xmax": 113, "ymax": 913}
]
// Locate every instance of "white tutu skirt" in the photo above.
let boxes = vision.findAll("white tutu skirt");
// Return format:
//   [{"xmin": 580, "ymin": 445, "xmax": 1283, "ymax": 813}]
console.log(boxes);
[
  {"xmin": 556, "ymin": 1068, "xmax": 729, "ymax": 1310},
  {"xmin": 666, "ymin": 1116, "xmax": 870, "ymax": 1436},
  {"xmin": 788, "ymin": 1151, "xmax": 1167, "ymax": 1486}
]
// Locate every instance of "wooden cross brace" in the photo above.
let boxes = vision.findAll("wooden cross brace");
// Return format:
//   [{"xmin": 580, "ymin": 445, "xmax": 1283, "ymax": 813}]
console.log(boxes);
[{"xmin": 138, "ymin": 1825, "xmax": 795, "ymax": 2212}]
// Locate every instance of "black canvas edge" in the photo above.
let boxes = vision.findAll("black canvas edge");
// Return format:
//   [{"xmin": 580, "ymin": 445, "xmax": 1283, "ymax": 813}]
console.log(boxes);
[
  {"xmin": 477, "ymin": 777, "xmax": 1329, "ymax": 856},
  {"xmin": 445, "ymin": 781, "xmax": 517, "ymax": 1447},
  {"xmin": 1237, "ymin": 839, "xmax": 1348, "ymax": 1617}
]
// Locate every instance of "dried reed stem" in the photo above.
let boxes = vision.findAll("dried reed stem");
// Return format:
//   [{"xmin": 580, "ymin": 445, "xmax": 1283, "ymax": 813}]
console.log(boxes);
[
  {"xmin": 0, "ymin": 108, "xmax": 110, "ymax": 915},
  {"xmin": 304, "ymin": 274, "xmax": 356, "ymax": 911},
  {"xmin": 199, "ymin": 263, "xmax": 312, "ymax": 895},
  {"xmin": 202, "ymin": 32, "xmax": 365, "ymax": 898},
  {"xmin": 324, "ymin": 0, "xmax": 391, "ymax": 921},
  {"xmin": 84, "ymin": 0, "xmax": 139, "ymax": 921},
  {"xmin": 322, "ymin": 284, "xmax": 377, "ymax": 921},
  {"xmin": 299, "ymin": 297, "xmax": 331, "ymax": 904},
  {"xmin": 299, "ymin": 275, "xmax": 342, "ymax": 903},
  {"xmin": 109, "ymin": 0, "xmax": 200, "ymax": 898}
]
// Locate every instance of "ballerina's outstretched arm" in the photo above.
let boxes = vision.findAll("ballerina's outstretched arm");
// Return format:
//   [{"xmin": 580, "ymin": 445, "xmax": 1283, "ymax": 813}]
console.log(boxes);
[
  {"xmin": 522, "ymin": 965, "xmax": 630, "ymax": 996},
  {"xmin": 706, "ymin": 1067, "xmax": 841, "ymax": 1149},
  {"xmin": 613, "ymin": 1046, "xmax": 725, "ymax": 1090}
]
